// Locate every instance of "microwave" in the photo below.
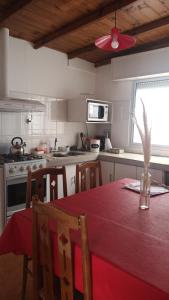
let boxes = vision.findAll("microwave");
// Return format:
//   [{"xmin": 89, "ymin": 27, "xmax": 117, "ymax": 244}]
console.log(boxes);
[{"xmin": 87, "ymin": 101, "xmax": 108, "ymax": 122}]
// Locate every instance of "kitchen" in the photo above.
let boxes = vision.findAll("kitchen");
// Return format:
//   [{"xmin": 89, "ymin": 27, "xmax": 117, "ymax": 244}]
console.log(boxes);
[{"xmin": 1, "ymin": 0, "xmax": 169, "ymax": 299}]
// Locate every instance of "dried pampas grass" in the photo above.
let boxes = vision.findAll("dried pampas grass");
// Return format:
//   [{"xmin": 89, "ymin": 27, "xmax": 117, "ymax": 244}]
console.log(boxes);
[{"xmin": 133, "ymin": 99, "xmax": 151, "ymax": 168}]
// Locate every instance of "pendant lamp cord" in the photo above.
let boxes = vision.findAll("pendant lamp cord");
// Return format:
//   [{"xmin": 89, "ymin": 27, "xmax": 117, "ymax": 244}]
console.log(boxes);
[{"xmin": 115, "ymin": 11, "xmax": 117, "ymax": 28}]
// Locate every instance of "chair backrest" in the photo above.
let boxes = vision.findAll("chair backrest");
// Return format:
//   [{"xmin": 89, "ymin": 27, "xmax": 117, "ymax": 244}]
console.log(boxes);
[
  {"xmin": 76, "ymin": 160, "xmax": 102, "ymax": 193},
  {"xmin": 26, "ymin": 167, "xmax": 67, "ymax": 208},
  {"xmin": 32, "ymin": 196, "xmax": 92, "ymax": 300}
]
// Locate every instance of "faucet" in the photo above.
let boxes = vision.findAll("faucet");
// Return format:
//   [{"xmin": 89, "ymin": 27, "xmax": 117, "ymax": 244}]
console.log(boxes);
[{"xmin": 54, "ymin": 138, "xmax": 57, "ymax": 151}]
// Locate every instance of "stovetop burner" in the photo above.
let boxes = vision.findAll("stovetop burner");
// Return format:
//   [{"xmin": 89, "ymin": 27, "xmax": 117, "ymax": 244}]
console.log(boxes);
[{"xmin": 0, "ymin": 153, "xmax": 43, "ymax": 164}]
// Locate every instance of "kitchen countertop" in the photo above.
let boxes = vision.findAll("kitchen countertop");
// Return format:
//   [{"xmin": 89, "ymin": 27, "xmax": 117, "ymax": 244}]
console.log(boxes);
[
  {"xmin": 99, "ymin": 152, "xmax": 169, "ymax": 171},
  {"xmin": 45, "ymin": 151, "xmax": 169, "ymax": 171},
  {"xmin": 45, "ymin": 152, "xmax": 98, "ymax": 167}
]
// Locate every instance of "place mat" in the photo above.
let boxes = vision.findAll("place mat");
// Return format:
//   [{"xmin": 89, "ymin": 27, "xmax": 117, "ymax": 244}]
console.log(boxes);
[{"xmin": 124, "ymin": 181, "xmax": 169, "ymax": 196}]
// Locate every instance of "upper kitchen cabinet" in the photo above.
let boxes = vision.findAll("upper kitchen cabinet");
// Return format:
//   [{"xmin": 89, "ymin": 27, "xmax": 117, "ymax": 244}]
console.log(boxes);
[
  {"xmin": 68, "ymin": 98, "xmax": 112, "ymax": 123},
  {"xmin": 50, "ymin": 99, "xmax": 67, "ymax": 122}
]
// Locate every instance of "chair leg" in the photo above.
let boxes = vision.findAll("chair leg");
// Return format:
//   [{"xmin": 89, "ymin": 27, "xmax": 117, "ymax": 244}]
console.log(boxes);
[{"xmin": 21, "ymin": 255, "xmax": 29, "ymax": 300}]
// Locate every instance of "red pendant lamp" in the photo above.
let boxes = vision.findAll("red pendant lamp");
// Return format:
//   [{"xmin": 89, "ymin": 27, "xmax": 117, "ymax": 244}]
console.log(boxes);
[{"xmin": 95, "ymin": 12, "xmax": 136, "ymax": 52}]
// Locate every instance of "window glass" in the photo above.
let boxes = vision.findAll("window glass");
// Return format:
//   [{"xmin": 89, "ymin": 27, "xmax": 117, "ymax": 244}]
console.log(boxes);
[{"xmin": 133, "ymin": 79, "xmax": 169, "ymax": 146}]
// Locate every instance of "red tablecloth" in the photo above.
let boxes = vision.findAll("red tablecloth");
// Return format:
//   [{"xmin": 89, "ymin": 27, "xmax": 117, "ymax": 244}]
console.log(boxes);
[{"xmin": 0, "ymin": 178, "xmax": 169, "ymax": 300}]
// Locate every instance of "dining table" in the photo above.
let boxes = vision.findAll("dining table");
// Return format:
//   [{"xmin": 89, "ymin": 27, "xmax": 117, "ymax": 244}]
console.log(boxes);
[{"xmin": 0, "ymin": 178, "xmax": 169, "ymax": 300}]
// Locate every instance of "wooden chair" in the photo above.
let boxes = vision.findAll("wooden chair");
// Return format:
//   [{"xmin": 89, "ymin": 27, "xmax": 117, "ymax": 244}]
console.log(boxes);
[
  {"xmin": 21, "ymin": 167, "xmax": 67, "ymax": 300},
  {"xmin": 32, "ymin": 195, "xmax": 92, "ymax": 300},
  {"xmin": 26, "ymin": 167, "xmax": 67, "ymax": 208},
  {"xmin": 76, "ymin": 160, "xmax": 102, "ymax": 193}
]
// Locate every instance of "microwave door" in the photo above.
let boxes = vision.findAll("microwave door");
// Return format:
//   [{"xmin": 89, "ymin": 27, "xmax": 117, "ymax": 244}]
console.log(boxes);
[
  {"xmin": 88, "ymin": 103, "xmax": 98, "ymax": 120},
  {"xmin": 98, "ymin": 106, "xmax": 104, "ymax": 119}
]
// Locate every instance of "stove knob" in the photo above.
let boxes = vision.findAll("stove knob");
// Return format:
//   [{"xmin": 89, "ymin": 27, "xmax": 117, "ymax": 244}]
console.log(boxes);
[
  {"xmin": 20, "ymin": 166, "xmax": 24, "ymax": 172},
  {"xmin": 9, "ymin": 168, "xmax": 14, "ymax": 174},
  {"xmin": 33, "ymin": 164, "xmax": 37, "ymax": 170},
  {"xmin": 39, "ymin": 164, "xmax": 43, "ymax": 169}
]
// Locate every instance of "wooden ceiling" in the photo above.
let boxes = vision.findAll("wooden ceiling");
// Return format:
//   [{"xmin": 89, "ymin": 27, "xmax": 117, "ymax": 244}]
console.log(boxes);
[{"xmin": 1, "ymin": 0, "xmax": 169, "ymax": 67}]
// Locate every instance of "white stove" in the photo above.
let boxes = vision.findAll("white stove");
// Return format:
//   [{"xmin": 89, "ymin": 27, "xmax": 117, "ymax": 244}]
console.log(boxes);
[
  {"xmin": 0, "ymin": 156, "xmax": 47, "ymax": 230},
  {"xmin": 4, "ymin": 158, "xmax": 46, "ymax": 179}
]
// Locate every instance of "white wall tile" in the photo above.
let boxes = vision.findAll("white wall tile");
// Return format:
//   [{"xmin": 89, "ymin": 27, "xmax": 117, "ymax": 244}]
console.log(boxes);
[{"xmin": 1, "ymin": 112, "xmax": 22, "ymax": 136}]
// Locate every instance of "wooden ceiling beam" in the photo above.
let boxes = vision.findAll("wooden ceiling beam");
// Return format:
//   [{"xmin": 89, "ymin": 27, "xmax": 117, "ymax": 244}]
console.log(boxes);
[
  {"xmin": 0, "ymin": 0, "xmax": 33, "ymax": 23},
  {"xmin": 68, "ymin": 43, "xmax": 95, "ymax": 59},
  {"xmin": 68, "ymin": 14, "xmax": 169, "ymax": 59},
  {"xmin": 33, "ymin": 0, "xmax": 137, "ymax": 49},
  {"xmin": 125, "ymin": 14, "xmax": 169, "ymax": 35},
  {"xmin": 95, "ymin": 36, "xmax": 169, "ymax": 67}
]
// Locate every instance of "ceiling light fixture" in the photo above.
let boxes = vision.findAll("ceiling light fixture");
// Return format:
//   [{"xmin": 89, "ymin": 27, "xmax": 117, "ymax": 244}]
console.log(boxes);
[{"xmin": 95, "ymin": 11, "xmax": 136, "ymax": 52}]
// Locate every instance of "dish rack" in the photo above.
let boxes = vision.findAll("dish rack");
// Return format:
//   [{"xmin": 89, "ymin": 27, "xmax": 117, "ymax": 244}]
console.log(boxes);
[{"xmin": 108, "ymin": 148, "xmax": 124, "ymax": 154}]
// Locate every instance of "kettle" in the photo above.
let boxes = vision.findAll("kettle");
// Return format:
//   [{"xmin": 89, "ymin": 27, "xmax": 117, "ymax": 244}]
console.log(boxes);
[{"xmin": 10, "ymin": 137, "xmax": 26, "ymax": 155}]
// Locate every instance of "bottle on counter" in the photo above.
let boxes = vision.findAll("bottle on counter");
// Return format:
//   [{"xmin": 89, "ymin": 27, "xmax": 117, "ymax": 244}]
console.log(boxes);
[{"xmin": 105, "ymin": 133, "xmax": 112, "ymax": 151}]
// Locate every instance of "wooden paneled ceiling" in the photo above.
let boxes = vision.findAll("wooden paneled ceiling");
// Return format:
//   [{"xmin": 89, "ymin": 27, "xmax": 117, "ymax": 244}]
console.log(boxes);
[{"xmin": 1, "ymin": 0, "xmax": 169, "ymax": 67}]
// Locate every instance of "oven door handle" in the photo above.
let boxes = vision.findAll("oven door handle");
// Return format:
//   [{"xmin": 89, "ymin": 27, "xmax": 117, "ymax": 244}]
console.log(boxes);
[{"xmin": 6, "ymin": 177, "xmax": 27, "ymax": 185}]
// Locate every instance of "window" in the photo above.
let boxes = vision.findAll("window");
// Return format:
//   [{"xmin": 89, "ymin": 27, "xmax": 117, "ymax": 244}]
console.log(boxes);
[{"xmin": 132, "ymin": 78, "xmax": 169, "ymax": 147}]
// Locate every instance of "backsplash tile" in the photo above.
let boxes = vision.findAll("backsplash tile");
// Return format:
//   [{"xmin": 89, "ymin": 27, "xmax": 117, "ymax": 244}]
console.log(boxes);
[
  {"xmin": 1, "ymin": 112, "xmax": 22, "ymax": 136},
  {"xmin": 0, "ymin": 99, "xmax": 99, "ymax": 153}
]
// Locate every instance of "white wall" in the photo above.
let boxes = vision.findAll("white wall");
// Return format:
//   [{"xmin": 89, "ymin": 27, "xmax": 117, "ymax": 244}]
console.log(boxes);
[
  {"xmin": 111, "ymin": 47, "xmax": 169, "ymax": 80},
  {"xmin": 95, "ymin": 64, "xmax": 133, "ymax": 148},
  {"xmin": 8, "ymin": 37, "xmax": 96, "ymax": 99},
  {"xmin": 0, "ymin": 36, "xmax": 97, "ymax": 153},
  {"xmin": 96, "ymin": 47, "xmax": 169, "ymax": 152}
]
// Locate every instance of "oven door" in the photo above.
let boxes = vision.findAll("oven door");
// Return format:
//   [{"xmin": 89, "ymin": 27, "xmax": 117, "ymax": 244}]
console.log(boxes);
[
  {"xmin": 6, "ymin": 177, "xmax": 27, "ymax": 218},
  {"xmin": 6, "ymin": 176, "xmax": 47, "ymax": 218}
]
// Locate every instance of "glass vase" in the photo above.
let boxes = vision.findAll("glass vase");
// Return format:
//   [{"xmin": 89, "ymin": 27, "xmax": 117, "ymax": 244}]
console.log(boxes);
[{"xmin": 139, "ymin": 168, "xmax": 151, "ymax": 210}]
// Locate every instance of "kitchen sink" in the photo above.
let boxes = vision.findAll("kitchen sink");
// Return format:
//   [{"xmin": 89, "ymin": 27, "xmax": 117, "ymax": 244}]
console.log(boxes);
[{"xmin": 52, "ymin": 151, "xmax": 86, "ymax": 157}]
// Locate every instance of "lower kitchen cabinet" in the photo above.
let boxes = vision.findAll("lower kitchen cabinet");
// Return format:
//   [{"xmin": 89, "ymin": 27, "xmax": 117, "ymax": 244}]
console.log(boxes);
[
  {"xmin": 114, "ymin": 163, "xmax": 137, "ymax": 180},
  {"xmin": 57, "ymin": 165, "xmax": 76, "ymax": 198},
  {"xmin": 100, "ymin": 160, "xmax": 164, "ymax": 184},
  {"xmin": 57, "ymin": 174, "xmax": 64, "ymax": 199},
  {"xmin": 52, "ymin": 160, "xmax": 165, "ymax": 199},
  {"xmin": 101, "ymin": 161, "xmax": 114, "ymax": 184},
  {"xmin": 136, "ymin": 167, "xmax": 163, "ymax": 184},
  {"xmin": 66, "ymin": 165, "xmax": 76, "ymax": 195}
]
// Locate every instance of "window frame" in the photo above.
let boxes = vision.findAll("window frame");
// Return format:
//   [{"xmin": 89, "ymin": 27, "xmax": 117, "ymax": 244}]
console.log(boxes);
[{"xmin": 129, "ymin": 76, "xmax": 169, "ymax": 157}]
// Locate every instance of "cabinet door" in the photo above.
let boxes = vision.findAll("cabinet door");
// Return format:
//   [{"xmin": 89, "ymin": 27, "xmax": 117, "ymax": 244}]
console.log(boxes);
[
  {"xmin": 50, "ymin": 100, "xmax": 67, "ymax": 121},
  {"xmin": 57, "ymin": 174, "xmax": 64, "ymax": 199},
  {"xmin": 136, "ymin": 167, "xmax": 163, "ymax": 184},
  {"xmin": 56, "ymin": 165, "xmax": 76, "ymax": 198},
  {"xmin": 114, "ymin": 163, "xmax": 137, "ymax": 180},
  {"xmin": 68, "ymin": 99, "xmax": 86, "ymax": 122},
  {"xmin": 101, "ymin": 161, "xmax": 114, "ymax": 184},
  {"xmin": 66, "ymin": 165, "xmax": 76, "ymax": 196}
]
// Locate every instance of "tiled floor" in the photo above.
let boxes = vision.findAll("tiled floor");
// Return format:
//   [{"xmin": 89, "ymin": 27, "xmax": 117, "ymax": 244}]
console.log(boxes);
[
  {"xmin": 0, "ymin": 253, "xmax": 33, "ymax": 300},
  {"xmin": 0, "ymin": 253, "xmax": 84, "ymax": 300}
]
